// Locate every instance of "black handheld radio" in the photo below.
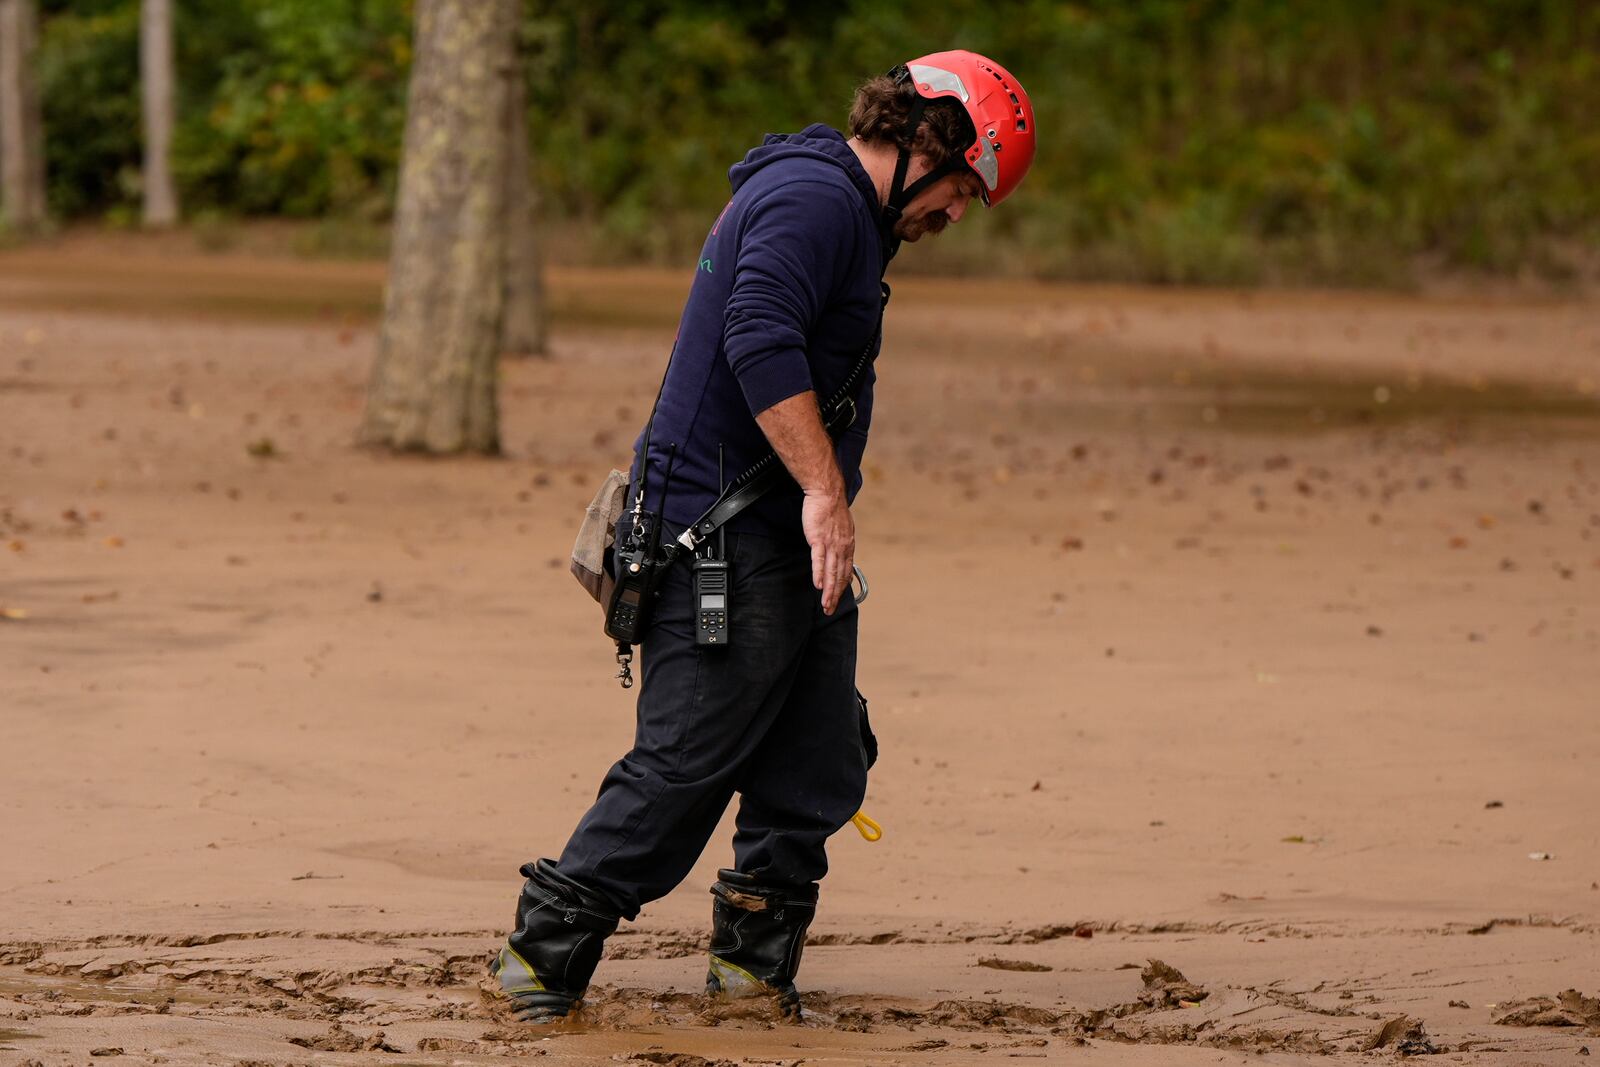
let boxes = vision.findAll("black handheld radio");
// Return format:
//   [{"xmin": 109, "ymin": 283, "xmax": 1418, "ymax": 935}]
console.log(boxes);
[
  {"xmin": 603, "ymin": 443, "xmax": 676, "ymax": 647},
  {"xmin": 604, "ymin": 509, "xmax": 659, "ymax": 645},
  {"xmin": 691, "ymin": 555, "xmax": 729, "ymax": 646},
  {"xmin": 692, "ymin": 445, "xmax": 732, "ymax": 647}
]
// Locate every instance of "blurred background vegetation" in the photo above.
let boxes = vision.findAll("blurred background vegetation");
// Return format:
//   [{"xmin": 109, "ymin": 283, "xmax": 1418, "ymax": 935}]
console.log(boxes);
[{"xmin": 32, "ymin": 0, "xmax": 1600, "ymax": 286}]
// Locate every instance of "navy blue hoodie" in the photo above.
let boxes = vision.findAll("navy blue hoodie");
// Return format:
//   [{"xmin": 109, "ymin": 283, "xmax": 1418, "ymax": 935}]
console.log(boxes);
[{"xmin": 630, "ymin": 124, "xmax": 886, "ymax": 543}]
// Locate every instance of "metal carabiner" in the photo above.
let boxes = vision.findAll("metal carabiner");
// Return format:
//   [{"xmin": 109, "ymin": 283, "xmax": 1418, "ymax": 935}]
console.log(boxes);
[
  {"xmin": 615, "ymin": 643, "xmax": 634, "ymax": 689},
  {"xmin": 851, "ymin": 564, "xmax": 869, "ymax": 607}
]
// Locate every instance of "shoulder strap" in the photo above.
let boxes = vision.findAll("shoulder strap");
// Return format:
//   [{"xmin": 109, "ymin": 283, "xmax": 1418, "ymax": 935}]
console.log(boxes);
[{"xmin": 675, "ymin": 283, "xmax": 889, "ymax": 553}]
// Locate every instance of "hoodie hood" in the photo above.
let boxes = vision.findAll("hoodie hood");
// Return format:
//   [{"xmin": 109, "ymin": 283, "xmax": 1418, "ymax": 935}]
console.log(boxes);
[
  {"xmin": 729, "ymin": 123, "xmax": 881, "ymax": 220},
  {"xmin": 730, "ymin": 123, "xmax": 897, "ymax": 269}
]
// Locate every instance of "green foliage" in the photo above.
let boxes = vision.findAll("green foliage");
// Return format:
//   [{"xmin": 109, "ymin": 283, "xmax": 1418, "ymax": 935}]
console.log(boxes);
[
  {"xmin": 37, "ymin": 3, "xmax": 141, "ymax": 217},
  {"xmin": 174, "ymin": 0, "xmax": 412, "ymax": 217},
  {"xmin": 32, "ymin": 0, "xmax": 1600, "ymax": 284},
  {"xmin": 38, "ymin": 0, "xmax": 409, "ymax": 220}
]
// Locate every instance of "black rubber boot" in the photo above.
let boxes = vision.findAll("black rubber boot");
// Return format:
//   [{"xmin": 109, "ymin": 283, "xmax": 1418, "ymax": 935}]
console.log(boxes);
[
  {"xmin": 489, "ymin": 858, "xmax": 620, "ymax": 1022},
  {"xmin": 704, "ymin": 869, "xmax": 819, "ymax": 1019}
]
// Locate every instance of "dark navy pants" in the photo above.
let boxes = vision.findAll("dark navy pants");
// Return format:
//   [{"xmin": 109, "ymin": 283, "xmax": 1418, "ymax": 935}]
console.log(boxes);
[{"xmin": 554, "ymin": 531, "xmax": 870, "ymax": 920}]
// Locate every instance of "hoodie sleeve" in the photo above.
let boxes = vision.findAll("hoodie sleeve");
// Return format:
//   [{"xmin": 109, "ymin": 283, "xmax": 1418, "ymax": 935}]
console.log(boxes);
[{"xmin": 723, "ymin": 179, "xmax": 858, "ymax": 417}]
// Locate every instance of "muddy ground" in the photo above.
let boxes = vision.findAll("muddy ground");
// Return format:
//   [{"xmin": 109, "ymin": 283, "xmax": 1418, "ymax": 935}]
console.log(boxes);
[{"xmin": 2, "ymin": 233, "xmax": 1598, "ymax": 1066}]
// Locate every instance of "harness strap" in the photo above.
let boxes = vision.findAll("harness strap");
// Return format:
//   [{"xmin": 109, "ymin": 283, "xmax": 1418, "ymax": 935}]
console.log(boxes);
[
  {"xmin": 677, "ymin": 395, "xmax": 860, "ymax": 550},
  {"xmin": 676, "ymin": 283, "xmax": 890, "ymax": 553}
]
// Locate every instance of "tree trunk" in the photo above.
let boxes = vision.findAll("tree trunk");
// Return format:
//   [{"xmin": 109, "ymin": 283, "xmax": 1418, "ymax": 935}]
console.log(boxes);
[
  {"xmin": 140, "ymin": 0, "xmax": 178, "ymax": 227},
  {"xmin": 360, "ymin": 0, "xmax": 519, "ymax": 454},
  {"xmin": 499, "ymin": 44, "xmax": 548, "ymax": 357},
  {"xmin": 0, "ymin": 0, "xmax": 46, "ymax": 233}
]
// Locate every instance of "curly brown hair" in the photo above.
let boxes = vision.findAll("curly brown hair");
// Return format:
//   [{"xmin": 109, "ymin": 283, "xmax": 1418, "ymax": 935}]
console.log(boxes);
[{"xmin": 847, "ymin": 72, "xmax": 974, "ymax": 167}]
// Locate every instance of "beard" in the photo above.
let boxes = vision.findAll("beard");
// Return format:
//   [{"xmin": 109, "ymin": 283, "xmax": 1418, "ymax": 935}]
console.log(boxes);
[{"xmin": 893, "ymin": 209, "xmax": 951, "ymax": 242}]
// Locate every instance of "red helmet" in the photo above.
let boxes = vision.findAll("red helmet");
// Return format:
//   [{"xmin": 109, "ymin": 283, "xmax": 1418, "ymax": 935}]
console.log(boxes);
[{"xmin": 902, "ymin": 49, "xmax": 1035, "ymax": 206}]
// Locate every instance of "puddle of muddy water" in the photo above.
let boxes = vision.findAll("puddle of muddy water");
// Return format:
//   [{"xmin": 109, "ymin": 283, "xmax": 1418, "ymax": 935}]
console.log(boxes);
[
  {"xmin": 5, "ymin": 245, "xmax": 1595, "ymax": 443},
  {"xmin": 912, "ymin": 344, "xmax": 1600, "ymax": 442},
  {"xmin": 0, "ymin": 969, "xmax": 221, "ymax": 1008},
  {"xmin": 1141, "ymin": 361, "xmax": 1600, "ymax": 437},
  {"xmin": 0, "ymin": 1025, "xmax": 40, "ymax": 1047}
]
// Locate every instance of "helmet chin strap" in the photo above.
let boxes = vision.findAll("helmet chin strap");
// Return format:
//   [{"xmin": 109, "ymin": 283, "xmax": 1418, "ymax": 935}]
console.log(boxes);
[{"xmin": 878, "ymin": 84, "xmax": 970, "ymax": 265}]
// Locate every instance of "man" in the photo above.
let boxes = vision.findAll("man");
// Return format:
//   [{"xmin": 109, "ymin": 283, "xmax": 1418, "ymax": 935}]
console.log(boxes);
[{"xmin": 493, "ymin": 50, "xmax": 1036, "ymax": 1022}]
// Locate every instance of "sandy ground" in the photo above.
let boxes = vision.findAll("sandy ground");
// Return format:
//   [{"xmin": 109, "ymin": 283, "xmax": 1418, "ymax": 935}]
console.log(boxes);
[{"xmin": 2, "ymin": 237, "xmax": 1598, "ymax": 1066}]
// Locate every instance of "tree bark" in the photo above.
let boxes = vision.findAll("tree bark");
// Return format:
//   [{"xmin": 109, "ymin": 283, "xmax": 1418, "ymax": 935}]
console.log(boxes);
[
  {"xmin": 499, "ymin": 44, "xmax": 548, "ymax": 357},
  {"xmin": 360, "ymin": 0, "xmax": 519, "ymax": 454},
  {"xmin": 140, "ymin": 0, "xmax": 179, "ymax": 227},
  {"xmin": 0, "ymin": 0, "xmax": 46, "ymax": 233}
]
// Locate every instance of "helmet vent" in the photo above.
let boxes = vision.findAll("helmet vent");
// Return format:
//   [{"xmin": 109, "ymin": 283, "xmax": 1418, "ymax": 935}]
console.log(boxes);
[{"xmin": 903, "ymin": 51, "xmax": 1032, "ymax": 203}]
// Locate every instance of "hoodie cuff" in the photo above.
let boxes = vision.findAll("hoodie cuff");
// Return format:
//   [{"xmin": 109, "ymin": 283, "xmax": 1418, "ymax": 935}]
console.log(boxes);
[{"xmin": 731, "ymin": 346, "xmax": 815, "ymax": 417}]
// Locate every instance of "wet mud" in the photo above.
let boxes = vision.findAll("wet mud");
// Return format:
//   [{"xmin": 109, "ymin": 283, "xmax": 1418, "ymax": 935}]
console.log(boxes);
[{"xmin": 1, "ymin": 241, "xmax": 1596, "ymax": 1065}]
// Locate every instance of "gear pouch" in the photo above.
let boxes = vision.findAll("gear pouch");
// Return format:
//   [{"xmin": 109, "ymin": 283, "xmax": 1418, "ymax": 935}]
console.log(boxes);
[
  {"xmin": 857, "ymin": 689, "xmax": 878, "ymax": 770},
  {"xmin": 571, "ymin": 468, "xmax": 629, "ymax": 606}
]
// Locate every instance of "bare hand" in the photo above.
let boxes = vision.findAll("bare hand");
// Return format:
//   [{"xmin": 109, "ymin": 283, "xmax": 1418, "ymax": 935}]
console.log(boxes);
[
  {"xmin": 752, "ymin": 391, "xmax": 855, "ymax": 614},
  {"xmin": 802, "ymin": 488, "xmax": 854, "ymax": 615}
]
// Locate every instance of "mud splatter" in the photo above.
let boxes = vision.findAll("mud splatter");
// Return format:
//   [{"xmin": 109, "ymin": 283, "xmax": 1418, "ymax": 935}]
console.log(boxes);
[
  {"xmin": 628, "ymin": 1053, "xmax": 737, "ymax": 1067},
  {"xmin": 1493, "ymin": 990, "xmax": 1600, "ymax": 1031},
  {"xmin": 976, "ymin": 957, "xmax": 1053, "ymax": 972},
  {"xmin": 1361, "ymin": 1015, "xmax": 1439, "ymax": 1055},
  {"xmin": 288, "ymin": 1023, "xmax": 399, "ymax": 1052}
]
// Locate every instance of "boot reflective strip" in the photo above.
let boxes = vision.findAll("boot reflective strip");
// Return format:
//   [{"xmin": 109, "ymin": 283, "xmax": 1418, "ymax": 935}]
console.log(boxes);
[
  {"xmin": 708, "ymin": 954, "xmax": 763, "ymax": 994},
  {"xmin": 496, "ymin": 944, "xmax": 547, "ymax": 994},
  {"xmin": 852, "ymin": 811, "xmax": 883, "ymax": 842}
]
